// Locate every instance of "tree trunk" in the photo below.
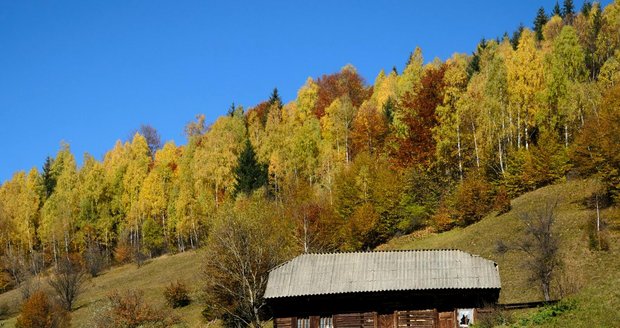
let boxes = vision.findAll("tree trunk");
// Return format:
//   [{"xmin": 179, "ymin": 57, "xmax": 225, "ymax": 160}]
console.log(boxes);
[
  {"xmin": 189, "ymin": 230, "xmax": 194, "ymax": 249},
  {"xmin": 472, "ymin": 121, "xmax": 480, "ymax": 169},
  {"xmin": 345, "ymin": 129, "xmax": 350, "ymax": 164},
  {"xmin": 457, "ymin": 124, "xmax": 463, "ymax": 181},
  {"xmin": 53, "ymin": 235, "xmax": 58, "ymax": 267},
  {"xmin": 596, "ymin": 196, "xmax": 600, "ymax": 232},
  {"xmin": 517, "ymin": 109, "xmax": 521, "ymax": 148},
  {"xmin": 498, "ymin": 137, "xmax": 505, "ymax": 175},
  {"xmin": 524, "ymin": 125, "xmax": 529, "ymax": 150},
  {"xmin": 214, "ymin": 181, "xmax": 219, "ymax": 207},
  {"xmin": 542, "ymin": 281, "xmax": 551, "ymax": 302},
  {"xmin": 193, "ymin": 221, "xmax": 199, "ymax": 248},
  {"xmin": 508, "ymin": 106, "xmax": 513, "ymax": 147},
  {"xmin": 64, "ymin": 231, "xmax": 70, "ymax": 259},
  {"xmin": 162, "ymin": 213, "xmax": 168, "ymax": 250},
  {"xmin": 303, "ymin": 214, "xmax": 309, "ymax": 253}
]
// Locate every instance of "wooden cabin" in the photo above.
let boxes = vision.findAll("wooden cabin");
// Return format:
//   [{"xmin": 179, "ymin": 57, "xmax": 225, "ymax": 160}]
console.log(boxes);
[{"xmin": 264, "ymin": 250, "xmax": 501, "ymax": 328}]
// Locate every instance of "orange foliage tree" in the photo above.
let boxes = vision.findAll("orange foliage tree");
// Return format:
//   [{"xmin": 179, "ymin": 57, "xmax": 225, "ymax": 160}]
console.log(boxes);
[
  {"xmin": 571, "ymin": 85, "xmax": 620, "ymax": 202},
  {"xmin": 391, "ymin": 65, "xmax": 446, "ymax": 167},
  {"xmin": 314, "ymin": 65, "xmax": 371, "ymax": 119},
  {"xmin": 15, "ymin": 291, "xmax": 70, "ymax": 328}
]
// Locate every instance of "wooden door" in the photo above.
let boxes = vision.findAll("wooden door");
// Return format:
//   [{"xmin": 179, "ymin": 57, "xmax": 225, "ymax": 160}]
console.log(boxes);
[
  {"xmin": 395, "ymin": 310, "xmax": 437, "ymax": 328},
  {"xmin": 378, "ymin": 314, "xmax": 393, "ymax": 328},
  {"xmin": 311, "ymin": 316, "xmax": 320, "ymax": 328},
  {"xmin": 438, "ymin": 312, "xmax": 455, "ymax": 328},
  {"xmin": 333, "ymin": 312, "xmax": 375, "ymax": 328}
]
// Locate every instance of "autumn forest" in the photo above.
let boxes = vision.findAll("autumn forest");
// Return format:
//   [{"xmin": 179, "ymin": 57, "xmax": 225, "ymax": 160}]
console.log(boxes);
[{"xmin": 1, "ymin": 0, "xmax": 620, "ymax": 325}]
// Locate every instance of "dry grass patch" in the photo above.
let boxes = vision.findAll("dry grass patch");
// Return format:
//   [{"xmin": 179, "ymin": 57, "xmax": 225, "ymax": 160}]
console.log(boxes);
[
  {"xmin": 380, "ymin": 179, "xmax": 617, "ymax": 304},
  {"xmin": 0, "ymin": 250, "xmax": 208, "ymax": 327}
]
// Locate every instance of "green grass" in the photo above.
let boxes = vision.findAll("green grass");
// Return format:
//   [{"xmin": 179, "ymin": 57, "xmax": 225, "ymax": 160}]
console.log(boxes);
[
  {"xmin": 1, "ymin": 179, "xmax": 618, "ymax": 327},
  {"xmin": 380, "ymin": 179, "xmax": 620, "ymax": 326}
]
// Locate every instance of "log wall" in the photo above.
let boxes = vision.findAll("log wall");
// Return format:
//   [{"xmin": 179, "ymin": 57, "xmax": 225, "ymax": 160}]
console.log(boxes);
[{"xmin": 274, "ymin": 308, "xmax": 483, "ymax": 328}]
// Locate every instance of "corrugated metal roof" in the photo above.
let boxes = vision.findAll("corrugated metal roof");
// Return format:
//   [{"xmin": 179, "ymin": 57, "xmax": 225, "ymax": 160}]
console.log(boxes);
[{"xmin": 264, "ymin": 250, "xmax": 500, "ymax": 299}]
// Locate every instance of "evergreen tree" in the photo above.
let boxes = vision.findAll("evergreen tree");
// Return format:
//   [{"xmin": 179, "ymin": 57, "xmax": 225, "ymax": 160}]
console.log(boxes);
[
  {"xmin": 233, "ymin": 139, "xmax": 268, "ymax": 196},
  {"xmin": 228, "ymin": 102, "xmax": 244, "ymax": 118},
  {"xmin": 42, "ymin": 156, "xmax": 56, "ymax": 199},
  {"xmin": 563, "ymin": 0, "xmax": 575, "ymax": 23},
  {"xmin": 467, "ymin": 39, "xmax": 486, "ymax": 78},
  {"xmin": 553, "ymin": 1, "xmax": 562, "ymax": 17},
  {"xmin": 581, "ymin": 0, "xmax": 592, "ymax": 16},
  {"xmin": 405, "ymin": 50, "xmax": 415, "ymax": 67},
  {"xmin": 260, "ymin": 88, "xmax": 283, "ymax": 127},
  {"xmin": 534, "ymin": 7, "xmax": 549, "ymax": 41},
  {"xmin": 268, "ymin": 88, "xmax": 282, "ymax": 109},
  {"xmin": 383, "ymin": 97, "xmax": 396, "ymax": 124},
  {"xmin": 510, "ymin": 23, "xmax": 525, "ymax": 50}
]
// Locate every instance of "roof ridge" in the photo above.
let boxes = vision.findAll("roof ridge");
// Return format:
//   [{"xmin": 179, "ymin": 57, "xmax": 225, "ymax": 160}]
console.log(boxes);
[{"xmin": 303, "ymin": 248, "xmax": 462, "ymax": 255}]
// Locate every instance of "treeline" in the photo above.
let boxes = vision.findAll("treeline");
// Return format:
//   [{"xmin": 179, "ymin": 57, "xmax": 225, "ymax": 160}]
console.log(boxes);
[{"xmin": 1, "ymin": 0, "xmax": 620, "ymax": 291}]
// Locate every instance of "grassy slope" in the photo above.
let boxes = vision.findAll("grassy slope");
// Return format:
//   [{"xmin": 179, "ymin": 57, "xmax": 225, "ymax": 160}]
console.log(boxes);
[
  {"xmin": 1, "ymin": 179, "xmax": 618, "ymax": 327},
  {"xmin": 379, "ymin": 179, "xmax": 620, "ymax": 327},
  {"xmin": 0, "ymin": 250, "xmax": 207, "ymax": 327}
]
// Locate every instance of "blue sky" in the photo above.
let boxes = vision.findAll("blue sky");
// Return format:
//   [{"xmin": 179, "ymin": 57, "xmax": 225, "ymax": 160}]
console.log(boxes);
[{"xmin": 0, "ymin": 1, "xmax": 606, "ymax": 183}]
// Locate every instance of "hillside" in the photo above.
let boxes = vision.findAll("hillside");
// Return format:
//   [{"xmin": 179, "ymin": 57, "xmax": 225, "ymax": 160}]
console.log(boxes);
[
  {"xmin": 0, "ymin": 251, "xmax": 206, "ymax": 327},
  {"xmin": 3, "ymin": 3, "xmax": 620, "ymax": 326},
  {"xmin": 1, "ymin": 178, "xmax": 618, "ymax": 327},
  {"xmin": 380, "ymin": 178, "xmax": 620, "ymax": 326}
]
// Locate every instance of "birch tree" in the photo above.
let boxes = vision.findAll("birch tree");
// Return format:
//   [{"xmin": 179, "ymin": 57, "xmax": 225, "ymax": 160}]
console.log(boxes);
[
  {"xmin": 546, "ymin": 25, "xmax": 586, "ymax": 146},
  {"xmin": 41, "ymin": 144, "xmax": 79, "ymax": 265},
  {"xmin": 507, "ymin": 29, "xmax": 545, "ymax": 149},
  {"xmin": 121, "ymin": 134, "xmax": 151, "ymax": 252}
]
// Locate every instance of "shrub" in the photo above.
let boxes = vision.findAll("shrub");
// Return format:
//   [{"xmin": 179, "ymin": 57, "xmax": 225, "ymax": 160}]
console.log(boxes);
[
  {"xmin": 132, "ymin": 247, "xmax": 148, "ymax": 268},
  {"xmin": 15, "ymin": 290, "xmax": 70, "ymax": 328},
  {"xmin": 472, "ymin": 307, "xmax": 513, "ymax": 328},
  {"xmin": 20, "ymin": 278, "xmax": 41, "ymax": 302},
  {"xmin": 430, "ymin": 206, "xmax": 455, "ymax": 232},
  {"xmin": 89, "ymin": 289, "xmax": 180, "ymax": 328},
  {"xmin": 516, "ymin": 299, "xmax": 577, "ymax": 326},
  {"xmin": 453, "ymin": 174, "xmax": 493, "ymax": 226},
  {"xmin": 493, "ymin": 186, "xmax": 512, "ymax": 215},
  {"xmin": 48, "ymin": 258, "xmax": 87, "ymax": 311},
  {"xmin": 163, "ymin": 281, "xmax": 191, "ymax": 308},
  {"xmin": 113, "ymin": 242, "xmax": 133, "ymax": 264}
]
